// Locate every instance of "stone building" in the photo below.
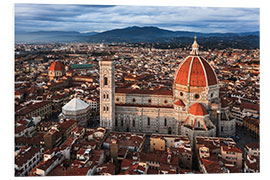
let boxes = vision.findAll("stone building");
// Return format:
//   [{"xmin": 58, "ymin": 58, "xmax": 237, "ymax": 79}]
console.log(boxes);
[
  {"xmin": 59, "ymin": 97, "xmax": 91, "ymax": 126},
  {"xmin": 99, "ymin": 37, "xmax": 236, "ymax": 144}
]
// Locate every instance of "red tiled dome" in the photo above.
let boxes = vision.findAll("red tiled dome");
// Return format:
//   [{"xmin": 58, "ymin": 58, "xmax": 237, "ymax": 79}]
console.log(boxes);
[
  {"xmin": 49, "ymin": 61, "xmax": 65, "ymax": 71},
  {"xmin": 174, "ymin": 37, "xmax": 217, "ymax": 87},
  {"xmin": 189, "ymin": 103, "xmax": 208, "ymax": 116},
  {"xmin": 174, "ymin": 56, "xmax": 217, "ymax": 87}
]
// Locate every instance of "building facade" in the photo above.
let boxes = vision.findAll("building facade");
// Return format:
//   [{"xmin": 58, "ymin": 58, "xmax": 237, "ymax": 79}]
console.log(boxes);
[{"xmin": 99, "ymin": 37, "xmax": 236, "ymax": 143}]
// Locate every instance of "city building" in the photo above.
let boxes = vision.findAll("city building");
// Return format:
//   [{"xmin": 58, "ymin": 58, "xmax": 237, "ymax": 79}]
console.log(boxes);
[
  {"xmin": 59, "ymin": 97, "xmax": 91, "ymax": 126},
  {"xmin": 244, "ymin": 142, "xmax": 260, "ymax": 173},
  {"xmin": 195, "ymin": 136, "xmax": 242, "ymax": 173},
  {"xmin": 99, "ymin": 37, "xmax": 236, "ymax": 144},
  {"xmin": 15, "ymin": 146, "xmax": 44, "ymax": 176},
  {"xmin": 48, "ymin": 61, "xmax": 65, "ymax": 81}
]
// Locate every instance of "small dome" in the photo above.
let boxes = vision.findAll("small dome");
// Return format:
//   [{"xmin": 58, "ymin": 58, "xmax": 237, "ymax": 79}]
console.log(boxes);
[
  {"xmin": 189, "ymin": 103, "xmax": 208, "ymax": 116},
  {"xmin": 49, "ymin": 61, "xmax": 65, "ymax": 71},
  {"xmin": 63, "ymin": 98, "xmax": 89, "ymax": 112}
]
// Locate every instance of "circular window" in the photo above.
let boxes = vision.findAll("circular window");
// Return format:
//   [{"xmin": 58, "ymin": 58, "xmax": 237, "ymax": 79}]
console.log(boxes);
[
  {"xmin": 148, "ymin": 99, "xmax": 152, "ymax": 103},
  {"xmin": 116, "ymin": 98, "xmax": 119, "ymax": 102},
  {"xmin": 164, "ymin": 100, "xmax": 168, "ymax": 104},
  {"xmin": 132, "ymin": 98, "xmax": 136, "ymax": 102},
  {"xmin": 180, "ymin": 92, "xmax": 184, "ymax": 96},
  {"xmin": 194, "ymin": 94, "xmax": 200, "ymax": 99}
]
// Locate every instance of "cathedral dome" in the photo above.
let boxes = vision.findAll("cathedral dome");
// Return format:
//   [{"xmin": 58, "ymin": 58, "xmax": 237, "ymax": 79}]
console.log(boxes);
[
  {"xmin": 189, "ymin": 103, "xmax": 208, "ymax": 116},
  {"xmin": 49, "ymin": 61, "xmax": 65, "ymax": 71},
  {"xmin": 174, "ymin": 37, "xmax": 218, "ymax": 87}
]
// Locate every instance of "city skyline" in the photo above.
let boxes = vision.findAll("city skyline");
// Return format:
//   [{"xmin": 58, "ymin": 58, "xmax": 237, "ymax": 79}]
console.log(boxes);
[
  {"xmin": 13, "ymin": 2, "xmax": 261, "ymax": 177},
  {"xmin": 15, "ymin": 4, "xmax": 259, "ymax": 33}
]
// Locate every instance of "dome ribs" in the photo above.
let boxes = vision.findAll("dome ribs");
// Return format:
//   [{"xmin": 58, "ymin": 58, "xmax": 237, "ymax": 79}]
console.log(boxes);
[{"xmin": 189, "ymin": 57, "xmax": 206, "ymax": 87}]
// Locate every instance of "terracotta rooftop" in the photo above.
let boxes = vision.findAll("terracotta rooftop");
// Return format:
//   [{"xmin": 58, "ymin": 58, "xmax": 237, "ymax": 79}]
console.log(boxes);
[
  {"xmin": 189, "ymin": 103, "xmax": 208, "ymax": 116},
  {"xmin": 49, "ymin": 61, "xmax": 65, "ymax": 71},
  {"xmin": 15, "ymin": 147, "xmax": 41, "ymax": 167},
  {"xmin": 174, "ymin": 99, "xmax": 185, "ymax": 107},
  {"xmin": 16, "ymin": 101, "xmax": 51, "ymax": 116},
  {"xmin": 115, "ymin": 103, "xmax": 173, "ymax": 109},
  {"xmin": 175, "ymin": 56, "xmax": 217, "ymax": 87},
  {"xmin": 115, "ymin": 87, "xmax": 173, "ymax": 96}
]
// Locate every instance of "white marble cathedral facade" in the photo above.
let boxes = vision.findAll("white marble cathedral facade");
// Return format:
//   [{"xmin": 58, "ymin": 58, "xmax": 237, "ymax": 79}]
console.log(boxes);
[{"xmin": 99, "ymin": 37, "xmax": 236, "ymax": 144}]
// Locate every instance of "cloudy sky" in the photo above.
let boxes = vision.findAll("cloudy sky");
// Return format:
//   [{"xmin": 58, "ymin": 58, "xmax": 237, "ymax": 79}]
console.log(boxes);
[{"xmin": 14, "ymin": 4, "xmax": 260, "ymax": 33}]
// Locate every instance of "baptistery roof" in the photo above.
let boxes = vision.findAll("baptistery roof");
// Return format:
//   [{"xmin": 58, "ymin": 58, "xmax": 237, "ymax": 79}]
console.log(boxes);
[{"xmin": 62, "ymin": 98, "xmax": 89, "ymax": 112}]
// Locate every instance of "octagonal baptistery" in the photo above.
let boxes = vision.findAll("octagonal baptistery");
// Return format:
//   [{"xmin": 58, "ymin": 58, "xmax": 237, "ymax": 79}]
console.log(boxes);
[
  {"xmin": 173, "ymin": 36, "xmax": 219, "ymax": 109},
  {"xmin": 60, "ymin": 97, "xmax": 91, "ymax": 126}
]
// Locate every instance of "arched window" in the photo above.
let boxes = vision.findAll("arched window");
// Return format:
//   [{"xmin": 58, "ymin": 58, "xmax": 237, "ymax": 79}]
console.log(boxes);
[
  {"xmin": 107, "ymin": 106, "xmax": 109, "ymax": 111},
  {"xmin": 164, "ymin": 118, "xmax": 167, "ymax": 126},
  {"xmin": 198, "ymin": 121, "xmax": 200, "ymax": 127},
  {"xmin": 104, "ymin": 77, "xmax": 108, "ymax": 86},
  {"xmin": 115, "ymin": 119, "xmax": 118, "ymax": 126},
  {"xmin": 107, "ymin": 94, "xmax": 109, "ymax": 99},
  {"xmin": 121, "ymin": 119, "xmax": 123, "ymax": 126},
  {"xmin": 147, "ymin": 117, "xmax": 150, "ymax": 126},
  {"xmin": 103, "ymin": 94, "xmax": 106, "ymax": 99},
  {"xmin": 133, "ymin": 119, "xmax": 135, "ymax": 127}
]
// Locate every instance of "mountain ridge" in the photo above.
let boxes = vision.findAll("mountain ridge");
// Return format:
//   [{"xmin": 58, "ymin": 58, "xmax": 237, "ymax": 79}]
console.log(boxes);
[{"xmin": 15, "ymin": 26, "xmax": 259, "ymax": 46}]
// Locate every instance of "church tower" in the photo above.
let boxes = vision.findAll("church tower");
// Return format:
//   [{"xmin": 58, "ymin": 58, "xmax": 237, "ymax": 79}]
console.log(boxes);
[{"xmin": 99, "ymin": 59, "xmax": 115, "ymax": 130}]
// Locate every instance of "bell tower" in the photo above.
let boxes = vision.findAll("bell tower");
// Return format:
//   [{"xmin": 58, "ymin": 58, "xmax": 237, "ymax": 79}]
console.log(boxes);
[{"xmin": 99, "ymin": 59, "xmax": 115, "ymax": 130}]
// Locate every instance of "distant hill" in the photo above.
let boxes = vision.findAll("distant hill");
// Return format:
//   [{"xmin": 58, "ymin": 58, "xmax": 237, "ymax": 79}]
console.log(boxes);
[
  {"xmin": 15, "ymin": 31, "xmax": 98, "ymax": 43},
  {"xmin": 15, "ymin": 26, "xmax": 259, "ymax": 49}
]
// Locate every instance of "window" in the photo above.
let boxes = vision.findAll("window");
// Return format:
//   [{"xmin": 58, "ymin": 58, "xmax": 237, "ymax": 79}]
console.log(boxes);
[
  {"xmin": 132, "ymin": 98, "xmax": 136, "ymax": 103},
  {"xmin": 194, "ymin": 94, "xmax": 200, "ymax": 99},
  {"xmin": 198, "ymin": 121, "xmax": 200, "ymax": 127},
  {"xmin": 164, "ymin": 118, "xmax": 167, "ymax": 126},
  {"xmin": 104, "ymin": 77, "xmax": 108, "ymax": 86},
  {"xmin": 107, "ymin": 94, "xmax": 109, "ymax": 99},
  {"xmin": 180, "ymin": 92, "xmax": 183, "ymax": 96},
  {"xmin": 133, "ymin": 120, "xmax": 135, "ymax": 127},
  {"xmin": 148, "ymin": 99, "xmax": 152, "ymax": 103},
  {"xmin": 116, "ymin": 98, "xmax": 119, "ymax": 102},
  {"xmin": 121, "ymin": 119, "xmax": 123, "ymax": 126},
  {"xmin": 103, "ymin": 106, "xmax": 106, "ymax": 111},
  {"xmin": 221, "ymin": 126, "xmax": 224, "ymax": 132},
  {"xmin": 115, "ymin": 119, "xmax": 118, "ymax": 126},
  {"xmin": 148, "ymin": 117, "xmax": 150, "ymax": 126},
  {"xmin": 164, "ymin": 100, "xmax": 168, "ymax": 104},
  {"xmin": 107, "ymin": 106, "xmax": 109, "ymax": 111},
  {"xmin": 103, "ymin": 94, "xmax": 106, "ymax": 99}
]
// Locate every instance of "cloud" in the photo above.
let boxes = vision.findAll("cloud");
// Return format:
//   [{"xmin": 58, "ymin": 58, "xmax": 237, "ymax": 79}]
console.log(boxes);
[{"xmin": 14, "ymin": 4, "xmax": 259, "ymax": 33}]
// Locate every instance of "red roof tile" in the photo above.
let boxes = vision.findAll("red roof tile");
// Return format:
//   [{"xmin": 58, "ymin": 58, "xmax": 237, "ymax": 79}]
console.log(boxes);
[
  {"xmin": 49, "ymin": 61, "xmax": 65, "ymax": 71},
  {"xmin": 189, "ymin": 103, "xmax": 208, "ymax": 116},
  {"xmin": 175, "ymin": 56, "xmax": 217, "ymax": 87},
  {"xmin": 174, "ymin": 99, "xmax": 185, "ymax": 107}
]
